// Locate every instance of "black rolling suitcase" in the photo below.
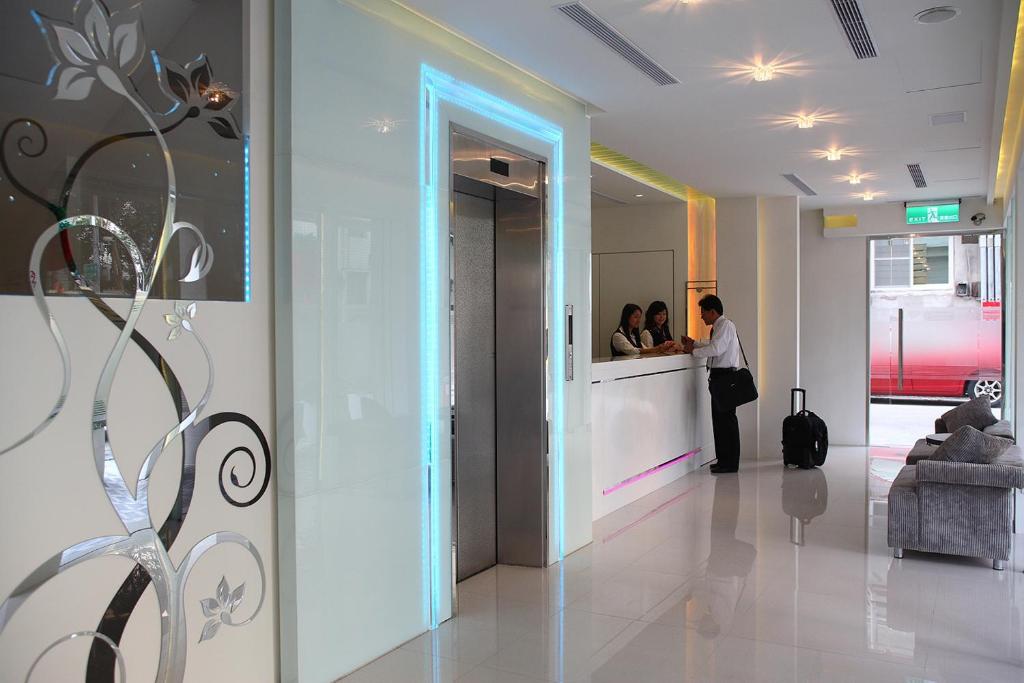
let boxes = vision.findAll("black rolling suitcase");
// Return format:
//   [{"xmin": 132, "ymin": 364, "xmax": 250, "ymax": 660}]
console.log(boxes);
[{"xmin": 782, "ymin": 388, "xmax": 828, "ymax": 469}]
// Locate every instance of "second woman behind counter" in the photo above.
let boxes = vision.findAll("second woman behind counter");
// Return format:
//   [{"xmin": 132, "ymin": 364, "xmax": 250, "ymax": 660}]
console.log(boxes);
[
  {"xmin": 640, "ymin": 300, "xmax": 678, "ymax": 350},
  {"xmin": 611, "ymin": 303, "xmax": 675, "ymax": 357}
]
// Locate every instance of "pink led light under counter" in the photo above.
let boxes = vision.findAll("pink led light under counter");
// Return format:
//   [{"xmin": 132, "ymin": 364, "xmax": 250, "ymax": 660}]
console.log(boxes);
[{"xmin": 602, "ymin": 448, "xmax": 703, "ymax": 496}]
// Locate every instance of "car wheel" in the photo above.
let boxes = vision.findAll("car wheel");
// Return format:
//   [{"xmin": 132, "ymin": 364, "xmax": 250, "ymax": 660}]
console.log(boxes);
[{"xmin": 967, "ymin": 379, "xmax": 1002, "ymax": 407}]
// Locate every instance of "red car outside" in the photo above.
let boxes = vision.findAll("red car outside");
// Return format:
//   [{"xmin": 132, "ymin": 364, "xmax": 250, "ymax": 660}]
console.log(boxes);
[{"xmin": 870, "ymin": 301, "xmax": 1002, "ymax": 403}]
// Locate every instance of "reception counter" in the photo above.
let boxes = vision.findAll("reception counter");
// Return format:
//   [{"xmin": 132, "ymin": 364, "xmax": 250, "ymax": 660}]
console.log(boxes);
[{"xmin": 592, "ymin": 354, "xmax": 715, "ymax": 519}]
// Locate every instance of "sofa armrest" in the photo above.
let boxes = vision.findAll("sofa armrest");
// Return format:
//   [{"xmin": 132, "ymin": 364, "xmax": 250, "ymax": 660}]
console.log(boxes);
[
  {"xmin": 917, "ymin": 460, "xmax": 1024, "ymax": 489},
  {"xmin": 935, "ymin": 417, "xmax": 948, "ymax": 434}
]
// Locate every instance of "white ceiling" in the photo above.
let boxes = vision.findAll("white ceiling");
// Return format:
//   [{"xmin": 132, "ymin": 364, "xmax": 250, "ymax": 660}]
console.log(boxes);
[
  {"xmin": 401, "ymin": 0, "xmax": 1011, "ymax": 209},
  {"xmin": 590, "ymin": 161, "xmax": 682, "ymax": 206}
]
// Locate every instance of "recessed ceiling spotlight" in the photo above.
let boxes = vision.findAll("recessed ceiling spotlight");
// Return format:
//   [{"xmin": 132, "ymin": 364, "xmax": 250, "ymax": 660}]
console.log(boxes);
[
  {"xmin": 752, "ymin": 64, "xmax": 775, "ymax": 82},
  {"xmin": 773, "ymin": 109, "xmax": 843, "ymax": 130},
  {"xmin": 855, "ymin": 190, "xmax": 885, "ymax": 201},
  {"xmin": 635, "ymin": 193, "xmax": 645, "ymax": 198},
  {"xmin": 365, "ymin": 118, "xmax": 401, "ymax": 134},
  {"xmin": 720, "ymin": 54, "xmax": 807, "ymax": 84},
  {"xmin": 915, "ymin": 6, "xmax": 960, "ymax": 24},
  {"xmin": 835, "ymin": 171, "xmax": 877, "ymax": 185},
  {"xmin": 814, "ymin": 146, "xmax": 861, "ymax": 161}
]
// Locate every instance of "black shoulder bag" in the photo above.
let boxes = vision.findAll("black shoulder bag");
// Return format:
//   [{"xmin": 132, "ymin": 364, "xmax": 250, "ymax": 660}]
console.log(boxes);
[{"xmin": 709, "ymin": 335, "xmax": 758, "ymax": 411}]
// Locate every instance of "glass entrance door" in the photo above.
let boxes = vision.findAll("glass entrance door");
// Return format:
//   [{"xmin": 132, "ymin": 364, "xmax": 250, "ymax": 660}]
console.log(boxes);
[{"xmin": 868, "ymin": 233, "xmax": 1003, "ymax": 446}]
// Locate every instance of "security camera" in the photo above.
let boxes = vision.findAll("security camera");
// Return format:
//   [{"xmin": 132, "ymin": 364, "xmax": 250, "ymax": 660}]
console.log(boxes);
[{"xmin": 971, "ymin": 212, "xmax": 986, "ymax": 226}]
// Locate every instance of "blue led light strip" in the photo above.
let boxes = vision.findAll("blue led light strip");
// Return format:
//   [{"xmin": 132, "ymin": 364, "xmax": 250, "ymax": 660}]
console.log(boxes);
[
  {"xmin": 419, "ymin": 64, "xmax": 565, "ymax": 628},
  {"xmin": 244, "ymin": 136, "xmax": 251, "ymax": 303}
]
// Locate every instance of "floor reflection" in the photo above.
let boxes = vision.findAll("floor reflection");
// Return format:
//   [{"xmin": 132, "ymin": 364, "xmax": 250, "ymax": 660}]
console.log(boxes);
[
  {"xmin": 341, "ymin": 449, "xmax": 1024, "ymax": 682},
  {"xmin": 781, "ymin": 467, "xmax": 828, "ymax": 545}
]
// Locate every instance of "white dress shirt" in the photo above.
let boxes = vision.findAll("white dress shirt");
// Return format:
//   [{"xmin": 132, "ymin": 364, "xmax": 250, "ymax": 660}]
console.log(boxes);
[
  {"xmin": 611, "ymin": 329, "xmax": 641, "ymax": 356},
  {"xmin": 692, "ymin": 316, "xmax": 742, "ymax": 369}
]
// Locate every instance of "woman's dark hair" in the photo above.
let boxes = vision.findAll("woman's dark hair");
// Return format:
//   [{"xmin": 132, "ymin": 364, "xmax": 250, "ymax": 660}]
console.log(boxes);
[
  {"xmin": 617, "ymin": 303, "xmax": 642, "ymax": 333},
  {"xmin": 644, "ymin": 301, "xmax": 671, "ymax": 334},
  {"xmin": 698, "ymin": 294, "xmax": 724, "ymax": 315}
]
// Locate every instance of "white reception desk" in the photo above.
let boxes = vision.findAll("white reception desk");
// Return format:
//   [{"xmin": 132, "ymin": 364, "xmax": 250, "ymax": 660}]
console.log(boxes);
[{"xmin": 591, "ymin": 354, "xmax": 715, "ymax": 520}]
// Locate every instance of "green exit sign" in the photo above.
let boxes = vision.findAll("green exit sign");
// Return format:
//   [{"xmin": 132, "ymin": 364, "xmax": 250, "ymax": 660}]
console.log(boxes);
[{"xmin": 906, "ymin": 203, "xmax": 959, "ymax": 224}]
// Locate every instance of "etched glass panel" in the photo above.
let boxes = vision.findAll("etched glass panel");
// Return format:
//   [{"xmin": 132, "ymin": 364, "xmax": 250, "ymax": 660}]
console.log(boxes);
[{"xmin": 0, "ymin": 0, "xmax": 247, "ymax": 300}]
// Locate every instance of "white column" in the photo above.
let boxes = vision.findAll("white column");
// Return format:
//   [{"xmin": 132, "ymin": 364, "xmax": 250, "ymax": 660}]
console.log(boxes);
[{"xmin": 715, "ymin": 197, "xmax": 760, "ymax": 458}]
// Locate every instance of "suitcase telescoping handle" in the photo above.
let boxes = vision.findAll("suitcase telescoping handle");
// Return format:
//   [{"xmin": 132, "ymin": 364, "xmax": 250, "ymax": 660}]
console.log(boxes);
[{"xmin": 791, "ymin": 388, "xmax": 806, "ymax": 416}]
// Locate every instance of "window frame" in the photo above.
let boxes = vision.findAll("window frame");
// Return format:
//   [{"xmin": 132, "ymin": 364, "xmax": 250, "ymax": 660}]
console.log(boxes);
[{"xmin": 870, "ymin": 235, "xmax": 955, "ymax": 291}]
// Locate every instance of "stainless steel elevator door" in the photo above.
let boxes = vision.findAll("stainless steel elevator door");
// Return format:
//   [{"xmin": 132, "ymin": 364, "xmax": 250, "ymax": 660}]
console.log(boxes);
[
  {"xmin": 453, "ymin": 190, "xmax": 497, "ymax": 581},
  {"xmin": 494, "ymin": 187, "xmax": 547, "ymax": 567}
]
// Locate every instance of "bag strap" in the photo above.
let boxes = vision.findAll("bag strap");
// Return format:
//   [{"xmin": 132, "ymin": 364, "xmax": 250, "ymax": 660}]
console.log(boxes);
[
  {"xmin": 737, "ymin": 333, "xmax": 750, "ymax": 369},
  {"xmin": 704, "ymin": 324, "xmax": 750, "ymax": 373}
]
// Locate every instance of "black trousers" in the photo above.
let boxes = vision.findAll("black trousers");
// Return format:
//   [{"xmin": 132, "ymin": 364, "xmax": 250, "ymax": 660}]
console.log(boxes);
[{"xmin": 709, "ymin": 369, "xmax": 741, "ymax": 470}]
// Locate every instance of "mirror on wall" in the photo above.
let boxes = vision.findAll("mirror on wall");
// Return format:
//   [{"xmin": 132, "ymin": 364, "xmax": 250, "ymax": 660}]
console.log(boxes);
[{"xmin": 590, "ymin": 162, "xmax": 688, "ymax": 360}]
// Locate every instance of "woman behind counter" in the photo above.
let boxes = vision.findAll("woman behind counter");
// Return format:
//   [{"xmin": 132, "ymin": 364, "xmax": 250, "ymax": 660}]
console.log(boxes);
[
  {"xmin": 640, "ymin": 300, "xmax": 678, "ymax": 350},
  {"xmin": 611, "ymin": 303, "xmax": 675, "ymax": 357}
]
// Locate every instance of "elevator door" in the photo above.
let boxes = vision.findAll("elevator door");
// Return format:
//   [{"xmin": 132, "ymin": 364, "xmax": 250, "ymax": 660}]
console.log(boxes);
[
  {"xmin": 453, "ymin": 190, "xmax": 497, "ymax": 581},
  {"xmin": 451, "ymin": 129, "xmax": 547, "ymax": 585}
]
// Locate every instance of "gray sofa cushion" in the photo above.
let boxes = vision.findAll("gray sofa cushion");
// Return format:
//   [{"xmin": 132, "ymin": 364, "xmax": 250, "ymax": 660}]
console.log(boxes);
[
  {"xmin": 992, "ymin": 444, "xmax": 1024, "ymax": 468},
  {"xmin": 906, "ymin": 439, "xmax": 939, "ymax": 465},
  {"xmin": 941, "ymin": 397, "xmax": 998, "ymax": 433},
  {"xmin": 983, "ymin": 420, "xmax": 1016, "ymax": 442},
  {"xmin": 931, "ymin": 426, "xmax": 1012, "ymax": 465}
]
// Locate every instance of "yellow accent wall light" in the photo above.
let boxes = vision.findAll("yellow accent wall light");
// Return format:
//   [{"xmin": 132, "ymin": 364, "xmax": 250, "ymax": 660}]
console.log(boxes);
[
  {"xmin": 824, "ymin": 214, "xmax": 858, "ymax": 229},
  {"xmin": 994, "ymin": 0, "xmax": 1024, "ymax": 200}
]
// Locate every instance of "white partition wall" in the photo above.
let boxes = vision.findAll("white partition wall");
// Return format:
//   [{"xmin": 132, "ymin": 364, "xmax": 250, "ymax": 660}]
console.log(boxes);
[{"xmin": 274, "ymin": 1, "xmax": 593, "ymax": 680}]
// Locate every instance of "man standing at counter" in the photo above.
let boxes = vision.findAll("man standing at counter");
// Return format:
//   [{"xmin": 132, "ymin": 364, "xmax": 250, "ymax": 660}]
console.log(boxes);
[{"xmin": 682, "ymin": 295, "xmax": 743, "ymax": 474}]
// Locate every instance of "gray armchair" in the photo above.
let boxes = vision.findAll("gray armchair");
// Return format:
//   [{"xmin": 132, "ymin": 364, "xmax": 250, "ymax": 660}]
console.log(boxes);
[{"xmin": 888, "ymin": 445, "xmax": 1024, "ymax": 570}]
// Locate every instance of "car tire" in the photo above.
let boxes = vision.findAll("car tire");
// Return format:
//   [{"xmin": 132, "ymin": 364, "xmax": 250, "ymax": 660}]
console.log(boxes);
[{"xmin": 967, "ymin": 379, "xmax": 1002, "ymax": 408}]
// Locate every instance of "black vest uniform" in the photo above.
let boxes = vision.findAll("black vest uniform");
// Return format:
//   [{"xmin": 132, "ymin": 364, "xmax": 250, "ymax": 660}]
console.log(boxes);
[
  {"xmin": 610, "ymin": 328, "xmax": 641, "ymax": 357},
  {"xmin": 646, "ymin": 325, "xmax": 673, "ymax": 347}
]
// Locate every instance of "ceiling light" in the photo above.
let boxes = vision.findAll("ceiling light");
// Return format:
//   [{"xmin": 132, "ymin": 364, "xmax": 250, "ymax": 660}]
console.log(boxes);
[
  {"xmin": 752, "ymin": 64, "xmax": 775, "ymax": 82},
  {"xmin": 834, "ymin": 170, "xmax": 877, "ymax": 185},
  {"xmin": 635, "ymin": 193, "xmax": 644, "ymax": 197},
  {"xmin": 915, "ymin": 6, "xmax": 960, "ymax": 24},
  {"xmin": 854, "ymin": 190, "xmax": 886, "ymax": 201},
  {"xmin": 797, "ymin": 115, "xmax": 814, "ymax": 129},
  {"xmin": 826, "ymin": 148, "xmax": 842, "ymax": 161},
  {"xmin": 366, "ymin": 118, "xmax": 400, "ymax": 134}
]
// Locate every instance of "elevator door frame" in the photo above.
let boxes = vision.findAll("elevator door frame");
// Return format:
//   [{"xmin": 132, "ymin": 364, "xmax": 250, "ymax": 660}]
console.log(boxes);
[{"xmin": 448, "ymin": 124, "xmax": 549, "ymax": 613}]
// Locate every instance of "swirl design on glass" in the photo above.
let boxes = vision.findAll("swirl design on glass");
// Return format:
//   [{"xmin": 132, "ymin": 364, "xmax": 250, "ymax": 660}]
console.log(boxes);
[{"xmin": 0, "ymin": 2, "xmax": 268, "ymax": 681}]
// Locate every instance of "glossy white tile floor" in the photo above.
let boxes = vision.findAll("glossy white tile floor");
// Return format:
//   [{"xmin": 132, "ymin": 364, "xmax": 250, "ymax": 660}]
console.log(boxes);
[{"xmin": 339, "ymin": 448, "xmax": 1024, "ymax": 682}]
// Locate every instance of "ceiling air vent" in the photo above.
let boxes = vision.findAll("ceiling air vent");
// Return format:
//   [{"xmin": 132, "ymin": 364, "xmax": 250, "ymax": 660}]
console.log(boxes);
[
  {"xmin": 907, "ymin": 163, "xmax": 927, "ymax": 188},
  {"xmin": 556, "ymin": 2, "xmax": 679, "ymax": 85},
  {"xmin": 930, "ymin": 111, "xmax": 966, "ymax": 126},
  {"xmin": 830, "ymin": 0, "xmax": 878, "ymax": 59},
  {"xmin": 782, "ymin": 173, "xmax": 817, "ymax": 196}
]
